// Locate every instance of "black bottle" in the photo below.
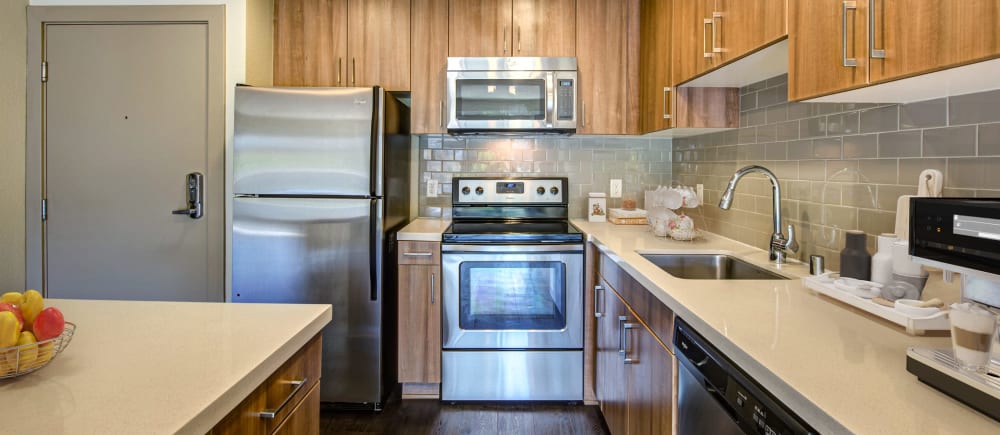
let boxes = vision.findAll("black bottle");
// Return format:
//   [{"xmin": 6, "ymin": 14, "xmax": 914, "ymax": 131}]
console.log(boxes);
[{"xmin": 840, "ymin": 230, "xmax": 871, "ymax": 280}]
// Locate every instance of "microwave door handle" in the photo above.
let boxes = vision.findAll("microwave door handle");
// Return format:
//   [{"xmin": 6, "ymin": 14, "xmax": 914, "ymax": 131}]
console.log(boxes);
[{"xmin": 546, "ymin": 72, "xmax": 555, "ymax": 127}]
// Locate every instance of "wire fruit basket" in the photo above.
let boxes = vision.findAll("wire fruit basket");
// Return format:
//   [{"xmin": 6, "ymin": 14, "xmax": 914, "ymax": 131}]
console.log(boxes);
[{"xmin": 0, "ymin": 322, "xmax": 76, "ymax": 379}]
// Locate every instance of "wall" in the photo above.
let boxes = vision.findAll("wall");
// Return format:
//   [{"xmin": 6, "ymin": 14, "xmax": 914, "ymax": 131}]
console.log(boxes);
[
  {"xmin": 673, "ymin": 74, "xmax": 1000, "ymax": 270},
  {"xmin": 0, "ymin": 0, "xmax": 28, "ymax": 290},
  {"xmin": 416, "ymin": 135, "xmax": 673, "ymax": 218}
]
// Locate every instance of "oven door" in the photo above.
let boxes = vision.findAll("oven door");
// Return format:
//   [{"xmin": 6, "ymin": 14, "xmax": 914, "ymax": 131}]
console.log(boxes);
[
  {"xmin": 442, "ymin": 244, "xmax": 583, "ymax": 349},
  {"xmin": 445, "ymin": 70, "xmax": 576, "ymax": 132}
]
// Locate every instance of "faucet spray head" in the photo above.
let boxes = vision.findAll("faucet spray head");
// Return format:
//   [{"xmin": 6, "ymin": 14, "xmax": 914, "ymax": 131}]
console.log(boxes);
[{"xmin": 719, "ymin": 185, "xmax": 735, "ymax": 210}]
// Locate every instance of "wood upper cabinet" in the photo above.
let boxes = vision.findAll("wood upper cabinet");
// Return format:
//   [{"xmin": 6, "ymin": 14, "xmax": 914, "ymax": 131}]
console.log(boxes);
[
  {"xmin": 576, "ymin": 0, "xmax": 632, "ymax": 134},
  {"xmin": 449, "ymin": 0, "xmax": 576, "ymax": 57},
  {"xmin": 671, "ymin": 0, "xmax": 719, "ymax": 85},
  {"xmin": 788, "ymin": 0, "xmax": 870, "ymax": 100},
  {"xmin": 397, "ymin": 241, "xmax": 442, "ymax": 395},
  {"xmin": 715, "ymin": 0, "xmax": 786, "ymax": 63},
  {"xmin": 273, "ymin": 0, "xmax": 410, "ymax": 90},
  {"xmin": 411, "ymin": 0, "xmax": 449, "ymax": 134},
  {"xmin": 639, "ymin": 0, "xmax": 672, "ymax": 133},
  {"xmin": 869, "ymin": 0, "xmax": 1000, "ymax": 84}
]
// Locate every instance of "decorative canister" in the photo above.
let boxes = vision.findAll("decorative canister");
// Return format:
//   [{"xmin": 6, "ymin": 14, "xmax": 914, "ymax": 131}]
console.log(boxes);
[
  {"xmin": 588, "ymin": 192, "xmax": 607, "ymax": 222},
  {"xmin": 840, "ymin": 230, "xmax": 871, "ymax": 280},
  {"xmin": 870, "ymin": 233, "xmax": 897, "ymax": 285}
]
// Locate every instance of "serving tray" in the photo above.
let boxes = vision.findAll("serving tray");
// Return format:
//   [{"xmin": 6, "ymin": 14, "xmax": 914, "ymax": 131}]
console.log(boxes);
[{"xmin": 802, "ymin": 276, "xmax": 950, "ymax": 335}]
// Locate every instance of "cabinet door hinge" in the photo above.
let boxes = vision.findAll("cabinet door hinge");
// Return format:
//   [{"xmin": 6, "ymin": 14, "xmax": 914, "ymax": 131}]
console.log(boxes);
[
  {"xmin": 41, "ymin": 61, "xmax": 48, "ymax": 83},
  {"xmin": 41, "ymin": 199, "xmax": 47, "ymax": 221}
]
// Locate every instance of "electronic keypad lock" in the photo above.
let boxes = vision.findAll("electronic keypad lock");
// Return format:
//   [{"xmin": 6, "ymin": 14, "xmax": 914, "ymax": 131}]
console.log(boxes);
[{"xmin": 171, "ymin": 172, "xmax": 204, "ymax": 219}]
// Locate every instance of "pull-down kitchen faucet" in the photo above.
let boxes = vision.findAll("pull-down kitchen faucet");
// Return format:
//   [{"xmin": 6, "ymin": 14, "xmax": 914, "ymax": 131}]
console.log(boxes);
[{"xmin": 719, "ymin": 165, "xmax": 798, "ymax": 264}]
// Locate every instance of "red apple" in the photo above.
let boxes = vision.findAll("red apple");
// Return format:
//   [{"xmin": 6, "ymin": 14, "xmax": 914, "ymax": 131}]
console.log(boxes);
[
  {"xmin": 0, "ymin": 303, "xmax": 23, "ymax": 331},
  {"xmin": 32, "ymin": 307, "xmax": 65, "ymax": 341}
]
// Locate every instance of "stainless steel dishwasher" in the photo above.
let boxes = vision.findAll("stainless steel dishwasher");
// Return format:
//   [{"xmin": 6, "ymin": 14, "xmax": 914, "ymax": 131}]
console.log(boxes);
[{"xmin": 674, "ymin": 318, "xmax": 817, "ymax": 435}]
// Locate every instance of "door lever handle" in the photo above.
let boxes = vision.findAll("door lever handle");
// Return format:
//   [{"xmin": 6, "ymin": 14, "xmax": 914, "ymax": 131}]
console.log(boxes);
[{"xmin": 172, "ymin": 172, "xmax": 203, "ymax": 219}]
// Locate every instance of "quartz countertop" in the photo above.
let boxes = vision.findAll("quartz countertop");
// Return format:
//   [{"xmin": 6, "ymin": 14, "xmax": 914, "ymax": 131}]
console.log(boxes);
[
  {"xmin": 398, "ymin": 218, "xmax": 450, "ymax": 241},
  {"xmin": 0, "ymin": 299, "xmax": 331, "ymax": 435},
  {"xmin": 571, "ymin": 219, "xmax": 999, "ymax": 434}
]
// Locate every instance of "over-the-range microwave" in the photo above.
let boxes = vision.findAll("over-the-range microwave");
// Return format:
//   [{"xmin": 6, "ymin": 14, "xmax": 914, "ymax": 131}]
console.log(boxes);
[{"xmin": 446, "ymin": 57, "xmax": 577, "ymax": 134}]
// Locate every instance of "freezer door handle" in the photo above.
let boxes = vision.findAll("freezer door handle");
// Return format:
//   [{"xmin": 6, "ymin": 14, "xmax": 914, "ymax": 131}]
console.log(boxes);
[{"xmin": 171, "ymin": 172, "xmax": 203, "ymax": 219}]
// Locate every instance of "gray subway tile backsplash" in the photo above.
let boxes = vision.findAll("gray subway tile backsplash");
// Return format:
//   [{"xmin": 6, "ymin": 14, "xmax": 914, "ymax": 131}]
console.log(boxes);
[{"xmin": 415, "ymin": 79, "xmax": 1000, "ymax": 270}]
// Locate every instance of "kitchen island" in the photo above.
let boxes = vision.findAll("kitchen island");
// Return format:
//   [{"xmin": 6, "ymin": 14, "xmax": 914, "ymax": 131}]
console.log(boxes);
[
  {"xmin": 572, "ymin": 219, "xmax": 999, "ymax": 434},
  {"xmin": 0, "ymin": 299, "xmax": 331, "ymax": 434}
]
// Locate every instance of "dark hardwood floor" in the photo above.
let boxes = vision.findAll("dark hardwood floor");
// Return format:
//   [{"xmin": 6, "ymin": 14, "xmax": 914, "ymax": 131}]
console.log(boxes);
[{"xmin": 321, "ymin": 398, "xmax": 609, "ymax": 435}]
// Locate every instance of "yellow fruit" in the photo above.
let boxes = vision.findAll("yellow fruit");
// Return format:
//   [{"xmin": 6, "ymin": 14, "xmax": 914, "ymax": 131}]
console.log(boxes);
[
  {"xmin": 20, "ymin": 290, "xmax": 44, "ymax": 329},
  {"xmin": 33, "ymin": 342, "xmax": 55, "ymax": 367},
  {"xmin": 0, "ymin": 292, "xmax": 21, "ymax": 305},
  {"xmin": 8, "ymin": 331, "xmax": 39, "ymax": 371},
  {"xmin": 0, "ymin": 311, "xmax": 19, "ymax": 347}
]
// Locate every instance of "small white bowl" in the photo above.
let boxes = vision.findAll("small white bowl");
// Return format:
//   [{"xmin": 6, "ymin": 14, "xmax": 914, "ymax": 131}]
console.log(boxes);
[{"xmin": 894, "ymin": 299, "xmax": 941, "ymax": 317}]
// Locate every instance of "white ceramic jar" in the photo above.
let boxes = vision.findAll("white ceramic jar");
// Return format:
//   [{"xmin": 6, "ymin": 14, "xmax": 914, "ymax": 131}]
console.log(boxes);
[{"xmin": 870, "ymin": 233, "xmax": 897, "ymax": 285}]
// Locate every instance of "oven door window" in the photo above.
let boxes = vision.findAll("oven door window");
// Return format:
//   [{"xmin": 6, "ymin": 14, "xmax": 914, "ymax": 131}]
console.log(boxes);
[
  {"xmin": 455, "ymin": 79, "xmax": 545, "ymax": 120},
  {"xmin": 458, "ymin": 261, "xmax": 566, "ymax": 330}
]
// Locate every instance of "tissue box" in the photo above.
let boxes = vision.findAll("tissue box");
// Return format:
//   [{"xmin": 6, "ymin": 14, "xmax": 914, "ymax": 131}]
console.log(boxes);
[{"xmin": 588, "ymin": 193, "xmax": 607, "ymax": 222}]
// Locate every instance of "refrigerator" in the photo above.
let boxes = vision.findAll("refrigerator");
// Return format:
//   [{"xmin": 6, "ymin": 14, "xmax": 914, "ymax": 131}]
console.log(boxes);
[{"xmin": 232, "ymin": 86, "xmax": 410, "ymax": 409}]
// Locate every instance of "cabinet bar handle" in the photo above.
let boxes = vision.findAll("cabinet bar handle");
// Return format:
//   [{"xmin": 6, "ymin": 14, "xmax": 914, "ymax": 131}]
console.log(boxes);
[
  {"xmin": 351, "ymin": 58, "xmax": 357, "ymax": 85},
  {"xmin": 503, "ymin": 25, "xmax": 508, "ymax": 54},
  {"xmin": 618, "ymin": 316, "xmax": 627, "ymax": 355},
  {"xmin": 869, "ymin": 0, "xmax": 885, "ymax": 58},
  {"xmin": 623, "ymin": 323, "xmax": 637, "ymax": 364},
  {"xmin": 842, "ymin": 1, "xmax": 858, "ymax": 67},
  {"xmin": 702, "ymin": 18, "xmax": 713, "ymax": 58},
  {"xmin": 581, "ymin": 101, "xmax": 586, "ymax": 128},
  {"xmin": 430, "ymin": 272, "xmax": 436, "ymax": 304},
  {"xmin": 517, "ymin": 26, "xmax": 522, "ymax": 53},
  {"xmin": 712, "ymin": 12, "xmax": 722, "ymax": 54},
  {"xmin": 662, "ymin": 87, "xmax": 672, "ymax": 120},
  {"xmin": 337, "ymin": 58, "xmax": 343, "ymax": 85},
  {"xmin": 438, "ymin": 100, "xmax": 444, "ymax": 128},
  {"xmin": 402, "ymin": 252, "xmax": 433, "ymax": 257},
  {"xmin": 259, "ymin": 378, "xmax": 308, "ymax": 419},
  {"xmin": 593, "ymin": 284, "xmax": 603, "ymax": 317}
]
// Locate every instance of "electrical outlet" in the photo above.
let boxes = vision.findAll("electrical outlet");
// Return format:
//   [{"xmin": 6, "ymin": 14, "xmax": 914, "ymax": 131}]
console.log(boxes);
[
  {"xmin": 427, "ymin": 179, "xmax": 438, "ymax": 197},
  {"xmin": 696, "ymin": 184, "xmax": 704, "ymax": 204},
  {"xmin": 610, "ymin": 179, "xmax": 623, "ymax": 198}
]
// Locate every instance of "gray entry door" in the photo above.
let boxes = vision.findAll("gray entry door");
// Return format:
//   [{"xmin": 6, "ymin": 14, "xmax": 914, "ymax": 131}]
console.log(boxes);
[{"xmin": 42, "ymin": 22, "xmax": 224, "ymax": 301}]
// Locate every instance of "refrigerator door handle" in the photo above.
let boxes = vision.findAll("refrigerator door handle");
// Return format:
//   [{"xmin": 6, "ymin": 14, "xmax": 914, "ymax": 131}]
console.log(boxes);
[
  {"xmin": 370, "ymin": 199, "xmax": 382, "ymax": 301},
  {"xmin": 371, "ymin": 87, "xmax": 384, "ymax": 197}
]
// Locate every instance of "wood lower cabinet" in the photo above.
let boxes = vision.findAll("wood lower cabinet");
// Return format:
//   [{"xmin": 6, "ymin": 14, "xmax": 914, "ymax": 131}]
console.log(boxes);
[
  {"xmin": 210, "ymin": 334, "xmax": 322, "ymax": 435},
  {"xmin": 397, "ymin": 241, "xmax": 442, "ymax": 398},
  {"xmin": 449, "ymin": 0, "xmax": 575, "ymax": 57},
  {"xmin": 273, "ymin": 0, "xmax": 410, "ymax": 90},
  {"xmin": 595, "ymin": 252, "xmax": 675, "ymax": 435},
  {"xmin": 410, "ymin": 0, "xmax": 449, "ymax": 134}
]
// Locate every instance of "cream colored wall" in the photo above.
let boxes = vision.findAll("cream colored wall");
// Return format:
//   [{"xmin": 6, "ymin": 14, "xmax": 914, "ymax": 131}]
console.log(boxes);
[
  {"xmin": 0, "ymin": 1, "xmax": 28, "ymax": 290},
  {"xmin": 245, "ymin": 0, "xmax": 273, "ymax": 86}
]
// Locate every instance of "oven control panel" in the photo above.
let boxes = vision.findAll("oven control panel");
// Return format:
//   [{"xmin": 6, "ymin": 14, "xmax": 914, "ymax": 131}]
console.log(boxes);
[{"xmin": 453, "ymin": 178, "xmax": 567, "ymax": 204}]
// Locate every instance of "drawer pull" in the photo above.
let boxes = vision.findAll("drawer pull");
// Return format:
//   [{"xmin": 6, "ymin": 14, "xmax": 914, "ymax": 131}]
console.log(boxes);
[
  {"xmin": 402, "ymin": 252, "xmax": 433, "ymax": 257},
  {"xmin": 259, "ymin": 378, "xmax": 308, "ymax": 419}
]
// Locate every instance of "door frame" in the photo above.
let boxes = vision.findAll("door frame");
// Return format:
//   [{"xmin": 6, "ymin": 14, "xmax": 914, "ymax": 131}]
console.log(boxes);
[{"xmin": 25, "ymin": 5, "xmax": 226, "ymax": 293}]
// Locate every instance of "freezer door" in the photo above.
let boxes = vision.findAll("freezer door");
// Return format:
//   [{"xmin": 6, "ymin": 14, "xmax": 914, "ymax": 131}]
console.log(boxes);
[
  {"xmin": 234, "ymin": 86, "xmax": 376, "ymax": 196},
  {"xmin": 233, "ymin": 197, "xmax": 385, "ymax": 404}
]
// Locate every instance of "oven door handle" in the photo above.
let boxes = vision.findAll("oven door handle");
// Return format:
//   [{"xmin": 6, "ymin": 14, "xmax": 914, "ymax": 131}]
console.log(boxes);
[{"xmin": 442, "ymin": 244, "xmax": 583, "ymax": 253}]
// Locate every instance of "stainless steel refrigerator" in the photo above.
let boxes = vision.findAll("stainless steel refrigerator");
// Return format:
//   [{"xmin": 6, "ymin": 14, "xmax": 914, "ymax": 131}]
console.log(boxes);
[{"xmin": 232, "ymin": 86, "xmax": 409, "ymax": 409}]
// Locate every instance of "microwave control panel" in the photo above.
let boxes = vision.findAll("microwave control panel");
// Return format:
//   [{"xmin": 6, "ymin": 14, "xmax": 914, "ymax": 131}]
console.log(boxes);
[{"xmin": 556, "ymin": 79, "xmax": 574, "ymax": 121}]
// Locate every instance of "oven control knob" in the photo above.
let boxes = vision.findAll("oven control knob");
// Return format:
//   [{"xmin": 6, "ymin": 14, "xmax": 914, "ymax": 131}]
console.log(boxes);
[
  {"xmin": 550, "ymin": 186, "xmax": 559, "ymax": 195},
  {"xmin": 537, "ymin": 187, "xmax": 546, "ymax": 195},
  {"xmin": 475, "ymin": 186, "xmax": 485, "ymax": 195},
  {"xmin": 461, "ymin": 186, "xmax": 471, "ymax": 195}
]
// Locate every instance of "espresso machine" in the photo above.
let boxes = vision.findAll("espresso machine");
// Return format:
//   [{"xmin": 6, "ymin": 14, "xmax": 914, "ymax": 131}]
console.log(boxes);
[{"xmin": 905, "ymin": 198, "xmax": 1000, "ymax": 421}]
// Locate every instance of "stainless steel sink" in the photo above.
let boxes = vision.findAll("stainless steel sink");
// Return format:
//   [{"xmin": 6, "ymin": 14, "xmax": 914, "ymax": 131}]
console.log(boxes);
[{"xmin": 640, "ymin": 254, "xmax": 790, "ymax": 280}]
